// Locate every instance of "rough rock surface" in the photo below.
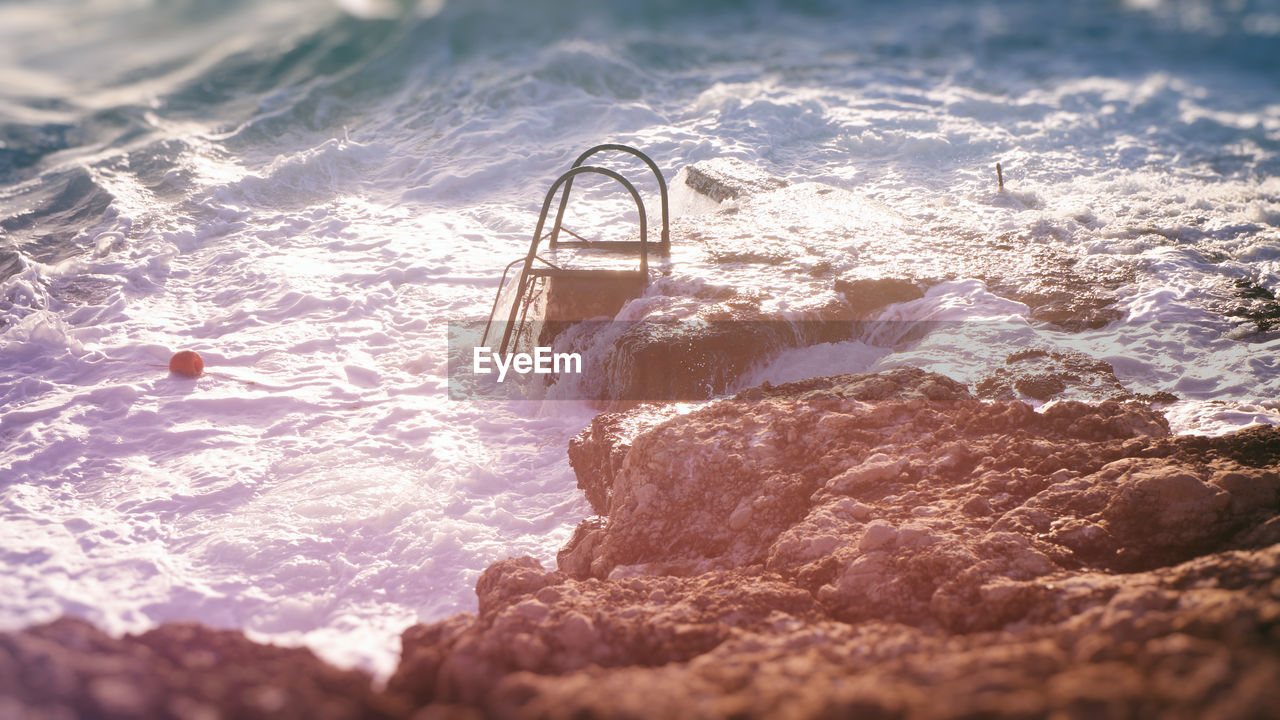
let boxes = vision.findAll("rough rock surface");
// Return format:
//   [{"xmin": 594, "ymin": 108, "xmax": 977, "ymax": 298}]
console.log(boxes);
[
  {"xmin": 393, "ymin": 368, "xmax": 1280, "ymax": 718},
  {"xmin": 0, "ymin": 617, "xmax": 405, "ymax": 720},
  {"xmin": 567, "ymin": 403, "xmax": 685, "ymax": 514},
  {"xmin": 975, "ymin": 348, "xmax": 1179, "ymax": 404},
  {"xmin": 1224, "ymin": 277, "xmax": 1280, "ymax": 333},
  {"xmin": 554, "ymin": 368, "xmax": 1273, "ymax": 586},
  {"xmin": 8, "ymin": 370, "xmax": 1278, "ymax": 719},
  {"xmin": 395, "ymin": 549, "xmax": 1280, "ymax": 719}
]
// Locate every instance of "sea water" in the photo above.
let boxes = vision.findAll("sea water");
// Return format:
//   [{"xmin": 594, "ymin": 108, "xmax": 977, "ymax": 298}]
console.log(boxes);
[{"xmin": 2, "ymin": 0, "xmax": 1279, "ymax": 677}]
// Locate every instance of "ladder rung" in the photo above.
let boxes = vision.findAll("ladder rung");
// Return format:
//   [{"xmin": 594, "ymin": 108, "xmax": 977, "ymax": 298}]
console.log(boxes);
[
  {"xmin": 550, "ymin": 240, "xmax": 668, "ymax": 253},
  {"xmin": 525, "ymin": 267, "xmax": 646, "ymax": 279}
]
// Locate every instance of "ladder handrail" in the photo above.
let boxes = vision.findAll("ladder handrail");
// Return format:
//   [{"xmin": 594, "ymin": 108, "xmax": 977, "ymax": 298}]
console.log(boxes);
[
  {"xmin": 481, "ymin": 257, "xmax": 528, "ymax": 347},
  {"xmin": 549, "ymin": 144, "xmax": 670, "ymax": 252},
  {"xmin": 497, "ymin": 165, "xmax": 649, "ymax": 356},
  {"xmin": 481, "ymin": 254, "xmax": 564, "ymax": 346}
]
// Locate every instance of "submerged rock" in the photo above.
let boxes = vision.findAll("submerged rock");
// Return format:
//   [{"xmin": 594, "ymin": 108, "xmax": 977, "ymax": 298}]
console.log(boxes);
[
  {"xmin": 393, "ymin": 368, "xmax": 1280, "ymax": 718},
  {"xmin": 983, "ymin": 264, "xmax": 1128, "ymax": 331},
  {"xmin": 562, "ymin": 159, "xmax": 1138, "ymax": 406},
  {"xmin": 975, "ymin": 348, "xmax": 1178, "ymax": 404},
  {"xmin": 1224, "ymin": 277, "xmax": 1280, "ymax": 333},
  {"xmin": 567, "ymin": 165, "xmax": 907, "ymax": 404},
  {"xmin": 833, "ymin": 276, "xmax": 925, "ymax": 317},
  {"xmin": 675, "ymin": 157, "xmax": 789, "ymax": 203}
]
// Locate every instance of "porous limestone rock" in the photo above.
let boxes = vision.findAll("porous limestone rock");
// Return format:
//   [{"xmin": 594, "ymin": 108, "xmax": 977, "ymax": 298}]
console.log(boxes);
[
  {"xmin": 393, "ymin": 546, "xmax": 1280, "ymax": 719},
  {"xmin": 567, "ymin": 403, "xmax": 685, "ymax": 514},
  {"xmin": 975, "ymin": 347, "xmax": 1178, "ymax": 404},
  {"xmin": 11, "ymin": 369, "xmax": 1276, "ymax": 720},
  {"xmin": 388, "ymin": 368, "xmax": 1280, "ymax": 719},
  {"xmin": 388, "ymin": 559, "xmax": 823, "ymax": 708}
]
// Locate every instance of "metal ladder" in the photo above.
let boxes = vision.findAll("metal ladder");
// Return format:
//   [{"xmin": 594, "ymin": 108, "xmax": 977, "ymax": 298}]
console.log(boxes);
[{"xmin": 482, "ymin": 144, "xmax": 670, "ymax": 356}]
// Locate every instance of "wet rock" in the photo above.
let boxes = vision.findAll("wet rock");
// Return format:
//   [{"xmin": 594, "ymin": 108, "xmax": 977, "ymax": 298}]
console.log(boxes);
[
  {"xmin": 594, "ymin": 310, "xmax": 826, "ymax": 403},
  {"xmin": 0, "ymin": 617, "xmax": 406, "ymax": 720},
  {"xmin": 676, "ymin": 157, "xmax": 789, "ymax": 203},
  {"xmin": 833, "ymin": 276, "xmax": 924, "ymax": 317},
  {"xmin": 379, "ymin": 369, "xmax": 1280, "ymax": 719},
  {"xmin": 673, "ymin": 161, "xmax": 1133, "ymax": 335},
  {"xmin": 977, "ymin": 243, "xmax": 1132, "ymax": 332},
  {"xmin": 975, "ymin": 348, "xmax": 1172, "ymax": 404},
  {"xmin": 540, "ymin": 274, "xmax": 648, "ymax": 346},
  {"xmin": 572, "ymin": 174, "xmax": 904, "ymax": 404},
  {"xmin": 1016, "ymin": 287, "xmax": 1125, "ymax": 330},
  {"xmin": 1225, "ymin": 277, "xmax": 1280, "ymax": 333},
  {"xmin": 558, "ymin": 160, "xmax": 912, "ymax": 405},
  {"xmin": 561, "ymin": 160, "xmax": 1139, "ymax": 406}
]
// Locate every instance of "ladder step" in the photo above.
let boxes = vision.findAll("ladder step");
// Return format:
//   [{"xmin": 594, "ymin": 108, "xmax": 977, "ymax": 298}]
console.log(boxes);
[
  {"xmin": 549, "ymin": 240, "xmax": 670, "ymax": 253},
  {"xmin": 525, "ymin": 267, "xmax": 647, "ymax": 279}
]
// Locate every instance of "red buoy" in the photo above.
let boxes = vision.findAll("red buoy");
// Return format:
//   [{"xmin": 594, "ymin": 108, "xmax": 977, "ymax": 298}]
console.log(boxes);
[{"xmin": 169, "ymin": 350, "xmax": 204, "ymax": 378}]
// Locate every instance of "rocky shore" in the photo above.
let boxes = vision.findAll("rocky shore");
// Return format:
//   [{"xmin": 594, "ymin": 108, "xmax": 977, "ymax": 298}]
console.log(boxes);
[
  {"xmin": 6, "ymin": 368, "xmax": 1279, "ymax": 719},
  {"xmin": 6, "ymin": 159, "xmax": 1278, "ymax": 719}
]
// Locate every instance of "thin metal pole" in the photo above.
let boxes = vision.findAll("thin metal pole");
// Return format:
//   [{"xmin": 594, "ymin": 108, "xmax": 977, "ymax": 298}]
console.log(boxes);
[{"xmin": 482, "ymin": 257, "xmax": 530, "ymax": 347}]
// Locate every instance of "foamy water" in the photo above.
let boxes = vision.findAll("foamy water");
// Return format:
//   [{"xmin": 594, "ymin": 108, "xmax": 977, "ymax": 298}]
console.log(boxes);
[{"xmin": 2, "ymin": 0, "xmax": 1279, "ymax": 677}]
